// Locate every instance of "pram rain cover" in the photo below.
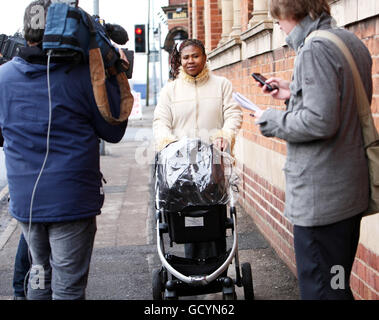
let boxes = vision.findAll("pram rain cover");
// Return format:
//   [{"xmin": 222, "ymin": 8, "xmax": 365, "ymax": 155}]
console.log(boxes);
[{"xmin": 155, "ymin": 138, "xmax": 238, "ymax": 211}]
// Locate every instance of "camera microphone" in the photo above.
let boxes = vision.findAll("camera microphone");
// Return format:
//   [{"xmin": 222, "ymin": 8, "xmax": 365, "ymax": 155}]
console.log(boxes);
[{"xmin": 105, "ymin": 23, "xmax": 129, "ymax": 45}]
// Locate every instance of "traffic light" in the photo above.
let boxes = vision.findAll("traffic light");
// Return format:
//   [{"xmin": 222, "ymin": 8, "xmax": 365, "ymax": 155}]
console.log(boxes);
[{"xmin": 134, "ymin": 24, "xmax": 146, "ymax": 53}]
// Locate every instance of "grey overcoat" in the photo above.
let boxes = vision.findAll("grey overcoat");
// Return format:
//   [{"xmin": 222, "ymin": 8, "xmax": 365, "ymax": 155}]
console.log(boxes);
[{"xmin": 257, "ymin": 13, "xmax": 372, "ymax": 226}]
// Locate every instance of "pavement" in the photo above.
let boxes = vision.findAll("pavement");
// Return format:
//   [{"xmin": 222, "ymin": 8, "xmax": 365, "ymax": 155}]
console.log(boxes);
[{"xmin": 0, "ymin": 105, "xmax": 299, "ymax": 300}]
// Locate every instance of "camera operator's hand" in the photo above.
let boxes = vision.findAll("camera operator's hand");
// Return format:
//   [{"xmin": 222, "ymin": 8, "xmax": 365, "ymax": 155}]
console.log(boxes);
[
  {"xmin": 113, "ymin": 44, "xmax": 129, "ymax": 70},
  {"xmin": 118, "ymin": 47, "xmax": 129, "ymax": 66}
]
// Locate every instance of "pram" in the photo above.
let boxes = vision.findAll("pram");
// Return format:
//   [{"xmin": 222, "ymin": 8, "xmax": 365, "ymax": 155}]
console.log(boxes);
[{"xmin": 152, "ymin": 138, "xmax": 254, "ymax": 300}]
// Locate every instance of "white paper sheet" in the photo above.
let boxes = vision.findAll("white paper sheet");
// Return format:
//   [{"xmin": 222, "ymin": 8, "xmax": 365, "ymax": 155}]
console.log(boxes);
[{"xmin": 232, "ymin": 92, "xmax": 261, "ymax": 112}]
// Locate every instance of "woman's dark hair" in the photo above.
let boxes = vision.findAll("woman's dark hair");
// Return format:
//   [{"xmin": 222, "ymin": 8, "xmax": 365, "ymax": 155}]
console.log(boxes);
[
  {"xmin": 23, "ymin": 0, "xmax": 51, "ymax": 43},
  {"xmin": 169, "ymin": 39, "xmax": 206, "ymax": 80}
]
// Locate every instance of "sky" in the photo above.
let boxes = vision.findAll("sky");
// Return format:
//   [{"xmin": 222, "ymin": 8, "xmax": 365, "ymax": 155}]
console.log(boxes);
[{"xmin": 0, "ymin": 0, "xmax": 169, "ymax": 84}]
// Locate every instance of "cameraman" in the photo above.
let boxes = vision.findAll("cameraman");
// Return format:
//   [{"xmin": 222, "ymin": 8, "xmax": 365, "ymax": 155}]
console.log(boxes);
[{"xmin": 0, "ymin": 0, "xmax": 128, "ymax": 300}]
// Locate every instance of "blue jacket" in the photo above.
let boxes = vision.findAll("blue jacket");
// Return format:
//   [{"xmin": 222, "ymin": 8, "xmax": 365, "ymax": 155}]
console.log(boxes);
[{"xmin": 0, "ymin": 52, "xmax": 127, "ymax": 223}]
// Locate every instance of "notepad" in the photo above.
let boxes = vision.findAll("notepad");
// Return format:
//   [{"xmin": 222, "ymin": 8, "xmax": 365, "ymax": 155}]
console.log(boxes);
[{"xmin": 232, "ymin": 92, "xmax": 261, "ymax": 112}]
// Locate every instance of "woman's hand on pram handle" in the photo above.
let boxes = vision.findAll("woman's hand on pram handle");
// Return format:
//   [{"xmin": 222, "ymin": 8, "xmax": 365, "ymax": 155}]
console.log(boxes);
[{"xmin": 213, "ymin": 137, "xmax": 229, "ymax": 152}]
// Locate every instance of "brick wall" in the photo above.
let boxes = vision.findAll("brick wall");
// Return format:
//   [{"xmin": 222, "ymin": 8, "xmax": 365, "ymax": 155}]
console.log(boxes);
[
  {"xmin": 208, "ymin": 0, "xmax": 222, "ymax": 50},
  {"xmin": 188, "ymin": 0, "xmax": 223, "ymax": 51},
  {"xmin": 241, "ymin": 0, "xmax": 254, "ymax": 32},
  {"xmin": 187, "ymin": 0, "xmax": 206, "ymax": 42},
  {"xmin": 351, "ymin": 244, "xmax": 379, "ymax": 299},
  {"xmin": 213, "ymin": 15, "xmax": 379, "ymax": 299},
  {"xmin": 187, "ymin": 0, "xmax": 193, "ymax": 38},
  {"xmin": 167, "ymin": 19, "xmax": 189, "ymax": 32},
  {"xmin": 195, "ymin": 0, "xmax": 205, "ymax": 44}
]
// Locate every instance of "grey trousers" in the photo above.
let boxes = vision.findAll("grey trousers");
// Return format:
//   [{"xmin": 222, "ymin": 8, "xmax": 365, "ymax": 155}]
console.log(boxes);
[{"xmin": 20, "ymin": 217, "xmax": 97, "ymax": 300}]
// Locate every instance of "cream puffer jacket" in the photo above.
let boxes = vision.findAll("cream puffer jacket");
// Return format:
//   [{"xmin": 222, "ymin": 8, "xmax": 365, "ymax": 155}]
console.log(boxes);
[{"xmin": 153, "ymin": 65, "xmax": 242, "ymax": 151}]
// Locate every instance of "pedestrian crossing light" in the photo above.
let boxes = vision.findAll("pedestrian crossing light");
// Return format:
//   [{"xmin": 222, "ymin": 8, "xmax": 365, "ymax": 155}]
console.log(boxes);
[{"xmin": 134, "ymin": 24, "xmax": 146, "ymax": 53}]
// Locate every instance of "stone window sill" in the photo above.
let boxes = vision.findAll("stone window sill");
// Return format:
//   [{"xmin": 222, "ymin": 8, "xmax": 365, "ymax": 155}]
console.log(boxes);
[{"xmin": 208, "ymin": 20, "xmax": 274, "ymax": 70}]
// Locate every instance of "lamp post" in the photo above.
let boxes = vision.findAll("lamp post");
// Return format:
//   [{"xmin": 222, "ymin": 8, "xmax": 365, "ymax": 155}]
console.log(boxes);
[
  {"xmin": 93, "ymin": 0, "xmax": 99, "ymax": 16},
  {"xmin": 93, "ymin": 0, "xmax": 105, "ymax": 155},
  {"xmin": 158, "ymin": 23, "xmax": 163, "ymax": 90}
]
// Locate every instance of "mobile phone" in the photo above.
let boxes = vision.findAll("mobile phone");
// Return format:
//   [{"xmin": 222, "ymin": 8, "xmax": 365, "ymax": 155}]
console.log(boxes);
[{"xmin": 251, "ymin": 73, "xmax": 277, "ymax": 92}]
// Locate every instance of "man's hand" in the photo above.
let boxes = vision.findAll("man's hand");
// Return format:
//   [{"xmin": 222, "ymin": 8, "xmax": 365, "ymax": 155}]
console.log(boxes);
[
  {"xmin": 251, "ymin": 109, "xmax": 265, "ymax": 123},
  {"xmin": 251, "ymin": 77, "xmax": 290, "ymax": 125},
  {"xmin": 259, "ymin": 77, "xmax": 291, "ymax": 101}
]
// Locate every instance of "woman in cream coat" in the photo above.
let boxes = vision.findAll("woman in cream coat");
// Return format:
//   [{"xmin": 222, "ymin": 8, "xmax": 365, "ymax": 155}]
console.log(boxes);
[
  {"xmin": 153, "ymin": 39, "xmax": 242, "ymax": 259},
  {"xmin": 153, "ymin": 39, "xmax": 242, "ymax": 153}
]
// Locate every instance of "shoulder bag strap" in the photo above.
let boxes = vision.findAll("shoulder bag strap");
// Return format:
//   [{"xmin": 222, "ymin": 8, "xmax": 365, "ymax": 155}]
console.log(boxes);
[{"xmin": 305, "ymin": 30, "xmax": 378, "ymax": 146}]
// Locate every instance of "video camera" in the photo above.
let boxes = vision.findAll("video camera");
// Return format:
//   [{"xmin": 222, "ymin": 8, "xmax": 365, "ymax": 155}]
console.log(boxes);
[
  {"xmin": 43, "ymin": 1, "xmax": 134, "ymax": 124},
  {"xmin": 45, "ymin": 0, "xmax": 134, "ymax": 79},
  {"xmin": 0, "ymin": 33, "xmax": 26, "ymax": 65},
  {"xmin": 1, "ymin": 3, "xmax": 134, "ymax": 79},
  {"xmin": 93, "ymin": 16, "xmax": 134, "ymax": 79}
]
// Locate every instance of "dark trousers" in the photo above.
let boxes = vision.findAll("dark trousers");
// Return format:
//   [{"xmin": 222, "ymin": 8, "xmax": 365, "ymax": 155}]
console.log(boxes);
[
  {"xmin": 293, "ymin": 213, "xmax": 362, "ymax": 300},
  {"xmin": 13, "ymin": 233, "xmax": 31, "ymax": 297}
]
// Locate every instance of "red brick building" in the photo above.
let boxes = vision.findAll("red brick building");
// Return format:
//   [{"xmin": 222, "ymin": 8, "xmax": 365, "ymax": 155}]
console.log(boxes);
[
  {"xmin": 161, "ymin": 0, "xmax": 379, "ymax": 300},
  {"xmin": 162, "ymin": 1, "xmax": 189, "ymax": 53}
]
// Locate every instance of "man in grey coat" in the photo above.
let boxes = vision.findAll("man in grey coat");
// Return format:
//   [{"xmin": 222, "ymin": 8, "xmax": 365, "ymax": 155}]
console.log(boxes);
[{"xmin": 253, "ymin": 0, "xmax": 372, "ymax": 299}]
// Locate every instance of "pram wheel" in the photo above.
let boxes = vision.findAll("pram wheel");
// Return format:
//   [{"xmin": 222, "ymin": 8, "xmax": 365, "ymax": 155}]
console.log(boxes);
[
  {"xmin": 241, "ymin": 262, "xmax": 254, "ymax": 300},
  {"xmin": 152, "ymin": 268, "xmax": 165, "ymax": 300},
  {"xmin": 222, "ymin": 277, "xmax": 236, "ymax": 300}
]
